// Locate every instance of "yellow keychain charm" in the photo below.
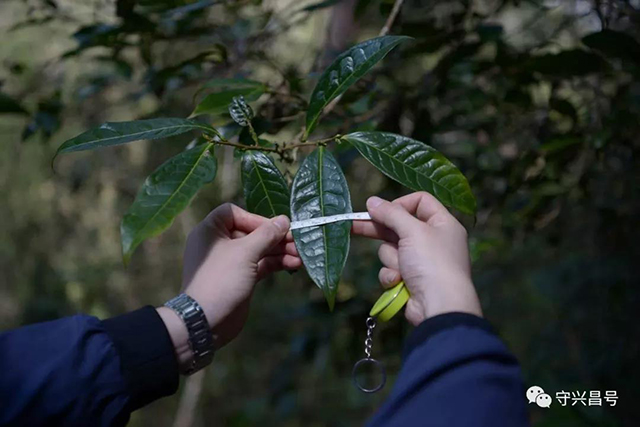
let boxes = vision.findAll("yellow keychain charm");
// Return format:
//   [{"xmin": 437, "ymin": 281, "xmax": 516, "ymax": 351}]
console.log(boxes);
[
  {"xmin": 369, "ymin": 281, "xmax": 410, "ymax": 322},
  {"xmin": 352, "ymin": 281, "xmax": 410, "ymax": 393}
]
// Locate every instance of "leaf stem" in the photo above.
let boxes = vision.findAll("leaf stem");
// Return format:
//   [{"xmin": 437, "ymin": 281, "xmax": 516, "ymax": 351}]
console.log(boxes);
[{"xmin": 247, "ymin": 121, "xmax": 260, "ymax": 145}]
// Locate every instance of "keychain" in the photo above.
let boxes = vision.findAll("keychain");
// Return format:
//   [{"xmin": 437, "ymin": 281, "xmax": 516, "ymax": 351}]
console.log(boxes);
[
  {"xmin": 290, "ymin": 213, "xmax": 412, "ymax": 394},
  {"xmin": 352, "ymin": 281, "xmax": 410, "ymax": 393}
]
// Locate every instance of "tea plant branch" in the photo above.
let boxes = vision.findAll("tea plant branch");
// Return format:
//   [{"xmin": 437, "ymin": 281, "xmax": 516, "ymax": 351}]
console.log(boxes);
[
  {"xmin": 53, "ymin": 34, "xmax": 477, "ymax": 308},
  {"xmin": 203, "ymin": 134, "xmax": 336, "ymax": 155}
]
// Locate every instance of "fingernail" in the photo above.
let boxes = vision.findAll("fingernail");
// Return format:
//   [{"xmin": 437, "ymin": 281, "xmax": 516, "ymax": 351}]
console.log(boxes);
[
  {"xmin": 367, "ymin": 196, "xmax": 384, "ymax": 209},
  {"xmin": 273, "ymin": 215, "xmax": 289, "ymax": 232},
  {"xmin": 388, "ymin": 270, "xmax": 399, "ymax": 283}
]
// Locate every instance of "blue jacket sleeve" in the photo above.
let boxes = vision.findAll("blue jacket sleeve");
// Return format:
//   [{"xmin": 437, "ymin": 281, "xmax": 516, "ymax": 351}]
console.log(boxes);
[
  {"xmin": 0, "ymin": 306, "xmax": 179, "ymax": 427},
  {"xmin": 366, "ymin": 313, "xmax": 529, "ymax": 427}
]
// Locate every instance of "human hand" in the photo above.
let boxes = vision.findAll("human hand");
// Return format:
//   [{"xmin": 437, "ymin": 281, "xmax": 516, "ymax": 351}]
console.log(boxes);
[
  {"xmin": 352, "ymin": 192, "xmax": 482, "ymax": 326},
  {"xmin": 158, "ymin": 204, "xmax": 300, "ymax": 371}
]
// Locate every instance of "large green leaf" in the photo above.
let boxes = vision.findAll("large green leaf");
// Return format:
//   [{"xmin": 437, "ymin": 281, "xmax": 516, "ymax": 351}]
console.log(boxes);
[
  {"xmin": 290, "ymin": 147, "xmax": 352, "ymax": 309},
  {"xmin": 191, "ymin": 79, "xmax": 266, "ymax": 117},
  {"xmin": 121, "ymin": 143, "xmax": 217, "ymax": 264},
  {"xmin": 55, "ymin": 118, "xmax": 216, "ymax": 157},
  {"xmin": 304, "ymin": 35, "xmax": 410, "ymax": 139},
  {"xmin": 241, "ymin": 151, "xmax": 290, "ymax": 218},
  {"xmin": 343, "ymin": 132, "xmax": 476, "ymax": 215}
]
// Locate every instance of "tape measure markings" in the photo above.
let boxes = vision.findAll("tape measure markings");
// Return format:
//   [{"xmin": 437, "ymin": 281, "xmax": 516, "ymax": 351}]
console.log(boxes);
[{"xmin": 290, "ymin": 212, "xmax": 372, "ymax": 230}]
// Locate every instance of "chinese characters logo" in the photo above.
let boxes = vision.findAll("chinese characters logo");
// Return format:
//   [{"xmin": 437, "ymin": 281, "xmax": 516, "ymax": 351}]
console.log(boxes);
[{"xmin": 526, "ymin": 386, "xmax": 617, "ymax": 409}]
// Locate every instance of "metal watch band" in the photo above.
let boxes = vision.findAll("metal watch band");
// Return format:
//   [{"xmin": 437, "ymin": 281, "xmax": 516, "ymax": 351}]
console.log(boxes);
[{"xmin": 164, "ymin": 293, "xmax": 215, "ymax": 375}]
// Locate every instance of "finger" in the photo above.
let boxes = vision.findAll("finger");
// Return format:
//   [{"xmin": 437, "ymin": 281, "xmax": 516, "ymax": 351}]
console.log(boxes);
[
  {"xmin": 351, "ymin": 220, "xmax": 399, "ymax": 243},
  {"xmin": 257, "ymin": 254, "xmax": 302, "ymax": 279},
  {"xmin": 231, "ymin": 230, "xmax": 247, "ymax": 239},
  {"xmin": 242, "ymin": 215, "xmax": 290, "ymax": 261},
  {"xmin": 281, "ymin": 254, "xmax": 302, "ymax": 269},
  {"xmin": 366, "ymin": 196, "xmax": 423, "ymax": 239},
  {"xmin": 263, "ymin": 240, "xmax": 299, "ymax": 257},
  {"xmin": 378, "ymin": 242, "xmax": 399, "ymax": 270},
  {"xmin": 234, "ymin": 230, "xmax": 296, "ymax": 253},
  {"xmin": 202, "ymin": 203, "xmax": 271, "ymax": 234},
  {"xmin": 285, "ymin": 241, "xmax": 299, "ymax": 256},
  {"xmin": 378, "ymin": 267, "xmax": 402, "ymax": 289},
  {"xmin": 392, "ymin": 192, "xmax": 449, "ymax": 223}
]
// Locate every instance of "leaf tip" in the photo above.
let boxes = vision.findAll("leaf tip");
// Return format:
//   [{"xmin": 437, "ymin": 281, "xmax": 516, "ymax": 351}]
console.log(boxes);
[
  {"xmin": 121, "ymin": 242, "xmax": 134, "ymax": 267},
  {"xmin": 120, "ymin": 220, "xmax": 136, "ymax": 267},
  {"xmin": 324, "ymin": 290, "xmax": 336, "ymax": 312}
]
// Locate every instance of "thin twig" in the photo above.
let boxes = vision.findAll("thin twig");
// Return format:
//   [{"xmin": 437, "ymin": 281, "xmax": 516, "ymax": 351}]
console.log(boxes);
[
  {"xmin": 206, "ymin": 135, "xmax": 336, "ymax": 155},
  {"xmin": 379, "ymin": 0, "xmax": 405, "ymax": 37},
  {"xmin": 285, "ymin": 137, "xmax": 336, "ymax": 149},
  {"xmin": 211, "ymin": 139, "xmax": 280, "ymax": 153}
]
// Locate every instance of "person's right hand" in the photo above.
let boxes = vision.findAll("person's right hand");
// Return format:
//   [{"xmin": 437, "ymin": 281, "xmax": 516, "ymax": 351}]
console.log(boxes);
[{"xmin": 352, "ymin": 192, "xmax": 482, "ymax": 326}]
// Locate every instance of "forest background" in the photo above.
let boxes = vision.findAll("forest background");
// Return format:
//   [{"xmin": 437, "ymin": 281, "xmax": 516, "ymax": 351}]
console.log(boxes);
[{"xmin": 0, "ymin": 0, "xmax": 638, "ymax": 426}]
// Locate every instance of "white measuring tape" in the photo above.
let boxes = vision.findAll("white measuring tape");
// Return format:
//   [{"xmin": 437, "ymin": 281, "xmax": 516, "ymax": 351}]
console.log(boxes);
[{"xmin": 290, "ymin": 212, "xmax": 372, "ymax": 230}]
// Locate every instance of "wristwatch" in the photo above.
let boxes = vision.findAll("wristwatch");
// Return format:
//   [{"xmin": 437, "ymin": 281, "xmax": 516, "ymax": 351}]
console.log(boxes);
[{"xmin": 164, "ymin": 293, "xmax": 215, "ymax": 375}]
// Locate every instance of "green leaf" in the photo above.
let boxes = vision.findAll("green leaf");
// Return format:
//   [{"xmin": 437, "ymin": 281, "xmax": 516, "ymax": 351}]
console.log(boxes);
[
  {"xmin": 229, "ymin": 96, "xmax": 254, "ymax": 126},
  {"xmin": 0, "ymin": 92, "xmax": 29, "ymax": 115},
  {"xmin": 55, "ymin": 118, "xmax": 216, "ymax": 157},
  {"xmin": 121, "ymin": 143, "xmax": 217, "ymax": 264},
  {"xmin": 304, "ymin": 35, "xmax": 410, "ymax": 139},
  {"xmin": 241, "ymin": 151, "xmax": 290, "ymax": 218},
  {"xmin": 343, "ymin": 132, "xmax": 476, "ymax": 215},
  {"xmin": 191, "ymin": 79, "xmax": 266, "ymax": 116},
  {"xmin": 290, "ymin": 147, "xmax": 352, "ymax": 309}
]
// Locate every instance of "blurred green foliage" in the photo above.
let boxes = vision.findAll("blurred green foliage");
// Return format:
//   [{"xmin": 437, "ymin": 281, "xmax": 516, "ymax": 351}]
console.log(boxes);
[{"xmin": 0, "ymin": 0, "xmax": 639, "ymax": 426}]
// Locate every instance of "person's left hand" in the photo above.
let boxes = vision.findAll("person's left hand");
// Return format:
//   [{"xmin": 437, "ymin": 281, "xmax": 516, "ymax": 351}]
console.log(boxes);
[{"xmin": 158, "ymin": 204, "xmax": 300, "ymax": 371}]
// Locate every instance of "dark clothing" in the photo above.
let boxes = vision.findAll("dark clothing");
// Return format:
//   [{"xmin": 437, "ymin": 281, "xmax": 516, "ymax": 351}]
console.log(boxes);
[
  {"xmin": 366, "ymin": 313, "xmax": 528, "ymax": 426},
  {"xmin": 0, "ymin": 307, "xmax": 177, "ymax": 427},
  {"xmin": 0, "ymin": 309, "xmax": 528, "ymax": 426}
]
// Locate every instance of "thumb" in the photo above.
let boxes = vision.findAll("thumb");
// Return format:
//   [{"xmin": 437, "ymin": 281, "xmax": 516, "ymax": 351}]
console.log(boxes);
[
  {"xmin": 366, "ymin": 196, "xmax": 421, "ymax": 239},
  {"xmin": 243, "ymin": 215, "xmax": 290, "ymax": 260}
]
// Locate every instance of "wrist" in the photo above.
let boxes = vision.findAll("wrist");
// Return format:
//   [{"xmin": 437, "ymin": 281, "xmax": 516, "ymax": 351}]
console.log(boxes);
[
  {"xmin": 156, "ymin": 307, "xmax": 194, "ymax": 372},
  {"xmin": 157, "ymin": 293, "xmax": 217, "ymax": 374},
  {"xmin": 184, "ymin": 288, "xmax": 224, "ymax": 329},
  {"xmin": 414, "ymin": 277, "xmax": 482, "ymax": 321}
]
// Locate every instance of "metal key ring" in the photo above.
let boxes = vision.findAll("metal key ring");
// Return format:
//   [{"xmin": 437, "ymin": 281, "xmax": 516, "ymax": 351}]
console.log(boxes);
[{"xmin": 352, "ymin": 357, "xmax": 387, "ymax": 393}]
